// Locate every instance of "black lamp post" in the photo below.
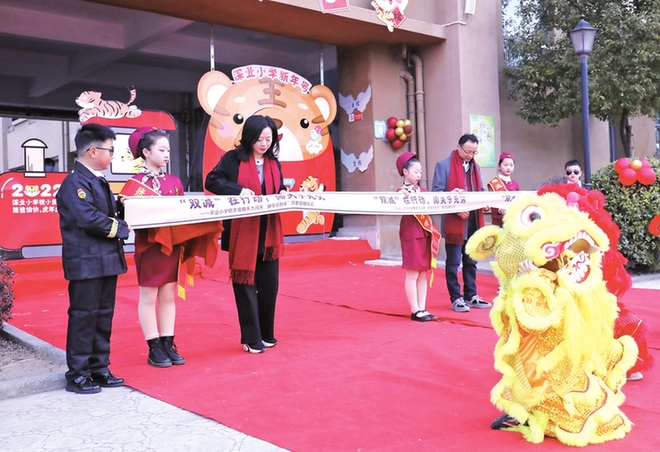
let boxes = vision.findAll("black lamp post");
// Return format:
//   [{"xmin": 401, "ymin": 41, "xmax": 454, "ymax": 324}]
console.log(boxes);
[{"xmin": 569, "ymin": 16, "xmax": 597, "ymax": 189}]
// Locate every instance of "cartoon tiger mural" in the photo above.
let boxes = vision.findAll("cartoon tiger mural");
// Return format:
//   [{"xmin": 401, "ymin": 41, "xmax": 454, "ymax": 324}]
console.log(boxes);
[
  {"xmin": 76, "ymin": 85, "xmax": 142, "ymax": 123},
  {"xmin": 197, "ymin": 66, "xmax": 338, "ymax": 236}
]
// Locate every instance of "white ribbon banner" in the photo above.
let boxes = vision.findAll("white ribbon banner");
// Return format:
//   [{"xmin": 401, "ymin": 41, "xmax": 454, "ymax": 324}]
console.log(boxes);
[{"xmin": 124, "ymin": 191, "xmax": 535, "ymax": 229}]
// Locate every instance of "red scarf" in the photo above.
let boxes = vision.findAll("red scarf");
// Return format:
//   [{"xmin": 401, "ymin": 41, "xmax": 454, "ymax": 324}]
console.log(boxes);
[
  {"xmin": 445, "ymin": 149, "xmax": 484, "ymax": 244},
  {"xmin": 229, "ymin": 157, "xmax": 284, "ymax": 285}
]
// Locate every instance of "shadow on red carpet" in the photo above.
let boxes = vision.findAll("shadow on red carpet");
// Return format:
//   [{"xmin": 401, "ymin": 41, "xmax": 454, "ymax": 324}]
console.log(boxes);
[{"xmin": 8, "ymin": 240, "xmax": 660, "ymax": 451}]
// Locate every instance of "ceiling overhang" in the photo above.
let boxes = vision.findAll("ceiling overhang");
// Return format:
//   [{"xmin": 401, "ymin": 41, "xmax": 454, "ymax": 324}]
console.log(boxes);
[{"xmin": 89, "ymin": 0, "xmax": 446, "ymax": 48}]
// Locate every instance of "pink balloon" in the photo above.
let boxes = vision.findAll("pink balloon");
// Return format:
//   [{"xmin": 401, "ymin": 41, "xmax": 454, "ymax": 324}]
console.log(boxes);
[
  {"xmin": 614, "ymin": 158, "xmax": 631, "ymax": 175},
  {"xmin": 637, "ymin": 167, "xmax": 657, "ymax": 185},
  {"xmin": 618, "ymin": 168, "xmax": 637, "ymax": 186}
]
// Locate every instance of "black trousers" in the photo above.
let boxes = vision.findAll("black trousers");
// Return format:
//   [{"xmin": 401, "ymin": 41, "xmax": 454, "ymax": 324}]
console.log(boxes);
[
  {"xmin": 65, "ymin": 275, "xmax": 118, "ymax": 382},
  {"xmin": 232, "ymin": 258, "xmax": 279, "ymax": 346}
]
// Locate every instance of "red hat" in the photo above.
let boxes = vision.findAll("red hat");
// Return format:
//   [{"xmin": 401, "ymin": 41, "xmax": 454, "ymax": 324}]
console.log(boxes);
[
  {"xmin": 396, "ymin": 151, "xmax": 417, "ymax": 177},
  {"xmin": 128, "ymin": 126, "xmax": 157, "ymax": 159},
  {"xmin": 498, "ymin": 152, "xmax": 514, "ymax": 162}
]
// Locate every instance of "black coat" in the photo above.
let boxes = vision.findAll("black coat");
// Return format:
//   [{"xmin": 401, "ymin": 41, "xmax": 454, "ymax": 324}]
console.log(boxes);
[
  {"xmin": 56, "ymin": 161, "xmax": 129, "ymax": 280},
  {"xmin": 205, "ymin": 151, "xmax": 285, "ymax": 252}
]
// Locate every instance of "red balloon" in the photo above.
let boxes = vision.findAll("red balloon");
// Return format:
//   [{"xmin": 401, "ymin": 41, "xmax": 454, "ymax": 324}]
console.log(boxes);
[
  {"xmin": 614, "ymin": 158, "xmax": 631, "ymax": 175},
  {"xmin": 649, "ymin": 214, "xmax": 660, "ymax": 236},
  {"xmin": 391, "ymin": 139, "xmax": 405, "ymax": 150},
  {"xmin": 403, "ymin": 125, "xmax": 413, "ymax": 134},
  {"xmin": 641, "ymin": 158, "xmax": 652, "ymax": 168},
  {"xmin": 385, "ymin": 128, "xmax": 397, "ymax": 142},
  {"xmin": 618, "ymin": 168, "xmax": 637, "ymax": 186},
  {"xmin": 637, "ymin": 167, "xmax": 657, "ymax": 185},
  {"xmin": 386, "ymin": 117, "xmax": 399, "ymax": 128}
]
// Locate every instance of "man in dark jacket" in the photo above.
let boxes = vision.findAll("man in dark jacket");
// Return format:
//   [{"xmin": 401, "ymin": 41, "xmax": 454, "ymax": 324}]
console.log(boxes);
[
  {"xmin": 56, "ymin": 123, "xmax": 130, "ymax": 394},
  {"xmin": 432, "ymin": 134, "xmax": 491, "ymax": 313}
]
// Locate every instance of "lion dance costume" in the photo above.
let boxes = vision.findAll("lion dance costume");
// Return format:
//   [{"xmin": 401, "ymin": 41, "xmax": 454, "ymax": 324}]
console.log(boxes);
[{"xmin": 466, "ymin": 186, "xmax": 638, "ymax": 446}]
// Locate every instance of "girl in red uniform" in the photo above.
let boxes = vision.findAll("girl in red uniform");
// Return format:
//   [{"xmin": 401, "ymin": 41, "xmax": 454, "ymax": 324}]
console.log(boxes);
[
  {"xmin": 127, "ymin": 127, "xmax": 186, "ymax": 368},
  {"xmin": 396, "ymin": 152, "xmax": 441, "ymax": 322},
  {"xmin": 487, "ymin": 152, "xmax": 519, "ymax": 226}
]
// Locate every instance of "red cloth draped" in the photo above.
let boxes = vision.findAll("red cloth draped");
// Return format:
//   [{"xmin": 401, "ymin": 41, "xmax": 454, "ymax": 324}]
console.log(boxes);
[{"xmin": 122, "ymin": 177, "xmax": 222, "ymax": 298}]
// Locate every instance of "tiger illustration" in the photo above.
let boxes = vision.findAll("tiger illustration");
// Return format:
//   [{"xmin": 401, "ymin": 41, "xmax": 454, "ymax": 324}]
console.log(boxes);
[
  {"xmin": 76, "ymin": 85, "xmax": 142, "ymax": 123},
  {"xmin": 23, "ymin": 185, "xmax": 40, "ymax": 197},
  {"xmin": 296, "ymin": 175, "xmax": 326, "ymax": 234}
]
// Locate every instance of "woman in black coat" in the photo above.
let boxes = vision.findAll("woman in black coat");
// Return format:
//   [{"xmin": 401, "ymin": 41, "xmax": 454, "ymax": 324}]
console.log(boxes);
[{"xmin": 205, "ymin": 115, "xmax": 286, "ymax": 354}]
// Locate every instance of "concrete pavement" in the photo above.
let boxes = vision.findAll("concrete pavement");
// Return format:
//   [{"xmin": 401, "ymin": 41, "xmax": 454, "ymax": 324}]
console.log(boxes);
[
  {"xmin": 0, "ymin": 323, "xmax": 288, "ymax": 452},
  {"xmin": 0, "ymin": 387, "xmax": 287, "ymax": 452},
  {"xmin": 1, "ymin": 270, "xmax": 657, "ymax": 452}
]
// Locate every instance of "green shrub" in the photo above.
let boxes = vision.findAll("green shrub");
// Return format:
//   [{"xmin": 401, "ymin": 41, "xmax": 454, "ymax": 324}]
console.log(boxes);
[
  {"xmin": 592, "ymin": 158, "xmax": 660, "ymax": 274},
  {"xmin": 0, "ymin": 260, "xmax": 15, "ymax": 328}
]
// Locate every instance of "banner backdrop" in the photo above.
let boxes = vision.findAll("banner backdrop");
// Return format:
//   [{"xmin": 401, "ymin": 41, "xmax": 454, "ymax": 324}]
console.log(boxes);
[{"xmin": 125, "ymin": 191, "xmax": 533, "ymax": 229}]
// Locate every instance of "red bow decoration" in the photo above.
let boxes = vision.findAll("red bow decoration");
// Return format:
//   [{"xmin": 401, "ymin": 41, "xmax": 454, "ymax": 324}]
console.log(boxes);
[
  {"xmin": 385, "ymin": 117, "xmax": 413, "ymax": 150},
  {"xmin": 613, "ymin": 158, "xmax": 657, "ymax": 186}
]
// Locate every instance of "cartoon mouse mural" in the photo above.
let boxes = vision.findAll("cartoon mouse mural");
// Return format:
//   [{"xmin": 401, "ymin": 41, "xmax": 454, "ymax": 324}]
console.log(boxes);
[{"xmin": 198, "ymin": 65, "xmax": 338, "ymax": 235}]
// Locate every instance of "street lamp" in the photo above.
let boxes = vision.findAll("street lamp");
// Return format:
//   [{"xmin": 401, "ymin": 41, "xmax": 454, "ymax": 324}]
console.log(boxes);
[{"xmin": 570, "ymin": 16, "xmax": 597, "ymax": 189}]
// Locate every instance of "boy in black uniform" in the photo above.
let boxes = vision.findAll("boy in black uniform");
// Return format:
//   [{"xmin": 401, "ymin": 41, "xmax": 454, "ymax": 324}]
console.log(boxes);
[{"xmin": 56, "ymin": 123, "xmax": 131, "ymax": 394}]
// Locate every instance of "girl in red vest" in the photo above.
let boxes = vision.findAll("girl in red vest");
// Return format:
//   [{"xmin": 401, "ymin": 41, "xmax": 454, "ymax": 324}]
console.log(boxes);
[
  {"xmin": 396, "ymin": 152, "xmax": 441, "ymax": 322},
  {"xmin": 125, "ymin": 127, "xmax": 186, "ymax": 368},
  {"xmin": 487, "ymin": 152, "xmax": 519, "ymax": 226}
]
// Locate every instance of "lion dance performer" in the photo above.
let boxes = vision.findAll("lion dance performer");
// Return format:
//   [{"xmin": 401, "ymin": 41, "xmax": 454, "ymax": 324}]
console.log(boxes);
[
  {"xmin": 537, "ymin": 184, "xmax": 653, "ymax": 382},
  {"xmin": 466, "ymin": 186, "xmax": 638, "ymax": 446}
]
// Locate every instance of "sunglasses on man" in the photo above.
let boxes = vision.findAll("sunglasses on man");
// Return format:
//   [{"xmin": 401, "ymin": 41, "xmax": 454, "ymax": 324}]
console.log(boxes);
[{"xmin": 566, "ymin": 169, "xmax": 580, "ymax": 176}]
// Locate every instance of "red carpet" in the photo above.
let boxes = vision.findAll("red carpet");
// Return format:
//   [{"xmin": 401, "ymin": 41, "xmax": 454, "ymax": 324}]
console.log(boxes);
[{"xmin": 7, "ymin": 240, "xmax": 660, "ymax": 451}]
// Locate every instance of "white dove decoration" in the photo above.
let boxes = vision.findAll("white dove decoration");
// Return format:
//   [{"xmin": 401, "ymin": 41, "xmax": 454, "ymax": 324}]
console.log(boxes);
[
  {"xmin": 338, "ymin": 85, "xmax": 372, "ymax": 116},
  {"xmin": 341, "ymin": 145, "xmax": 374, "ymax": 173}
]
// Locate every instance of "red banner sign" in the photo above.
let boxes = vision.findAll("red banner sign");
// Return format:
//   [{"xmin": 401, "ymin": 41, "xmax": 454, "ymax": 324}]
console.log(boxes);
[{"xmin": 0, "ymin": 172, "xmax": 67, "ymax": 256}]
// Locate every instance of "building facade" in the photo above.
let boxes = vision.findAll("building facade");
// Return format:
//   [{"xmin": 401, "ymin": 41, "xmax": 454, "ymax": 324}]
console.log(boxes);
[{"xmin": 0, "ymin": 0, "xmax": 656, "ymax": 257}]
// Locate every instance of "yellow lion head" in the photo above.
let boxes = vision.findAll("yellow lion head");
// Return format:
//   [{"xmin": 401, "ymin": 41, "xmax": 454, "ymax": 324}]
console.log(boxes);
[{"xmin": 467, "ymin": 192, "xmax": 610, "ymax": 294}]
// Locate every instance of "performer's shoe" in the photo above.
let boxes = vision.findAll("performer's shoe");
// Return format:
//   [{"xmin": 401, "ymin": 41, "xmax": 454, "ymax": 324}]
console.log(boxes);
[
  {"xmin": 627, "ymin": 371, "xmax": 643, "ymax": 381},
  {"xmin": 411, "ymin": 310, "xmax": 433, "ymax": 322},
  {"xmin": 490, "ymin": 413, "xmax": 520, "ymax": 430},
  {"xmin": 243, "ymin": 343, "xmax": 265, "ymax": 354},
  {"xmin": 92, "ymin": 371, "xmax": 125, "ymax": 388},
  {"xmin": 466, "ymin": 295, "xmax": 492, "ymax": 309},
  {"xmin": 262, "ymin": 338, "xmax": 278, "ymax": 348},
  {"xmin": 66, "ymin": 376, "xmax": 101, "ymax": 394}
]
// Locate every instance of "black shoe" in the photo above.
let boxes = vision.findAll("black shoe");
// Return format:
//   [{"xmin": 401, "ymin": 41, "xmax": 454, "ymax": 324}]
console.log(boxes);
[
  {"xmin": 66, "ymin": 376, "xmax": 101, "ymax": 394},
  {"xmin": 262, "ymin": 338, "xmax": 278, "ymax": 348},
  {"xmin": 160, "ymin": 336, "xmax": 186, "ymax": 365},
  {"xmin": 411, "ymin": 310, "xmax": 433, "ymax": 322},
  {"xmin": 243, "ymin": 343, "xmax": 265, "ymax": 354},
  {"xmin": 92, "ymin": 371, "xmax": 125, "ymax": 387},
  {"xmin": 147, "ymin": 338, "xmax": 172, "ymax": 368},
  {"xmin": 491, "ymin": 413, "xmax": 520, "ymax": 430},
  {"xmin": 420, "ymin": 310, "xmax": 436, "ymax": 320}
]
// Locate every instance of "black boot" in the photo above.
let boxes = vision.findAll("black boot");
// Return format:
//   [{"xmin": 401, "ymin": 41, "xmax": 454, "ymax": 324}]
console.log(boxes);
[
  {"xmin": 160, "ymin": 336, "xmax": 186, "ymax": 365},
  {"xmin": 147, "ymin": 338, "xmax": 172, "ymax": 368}
]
